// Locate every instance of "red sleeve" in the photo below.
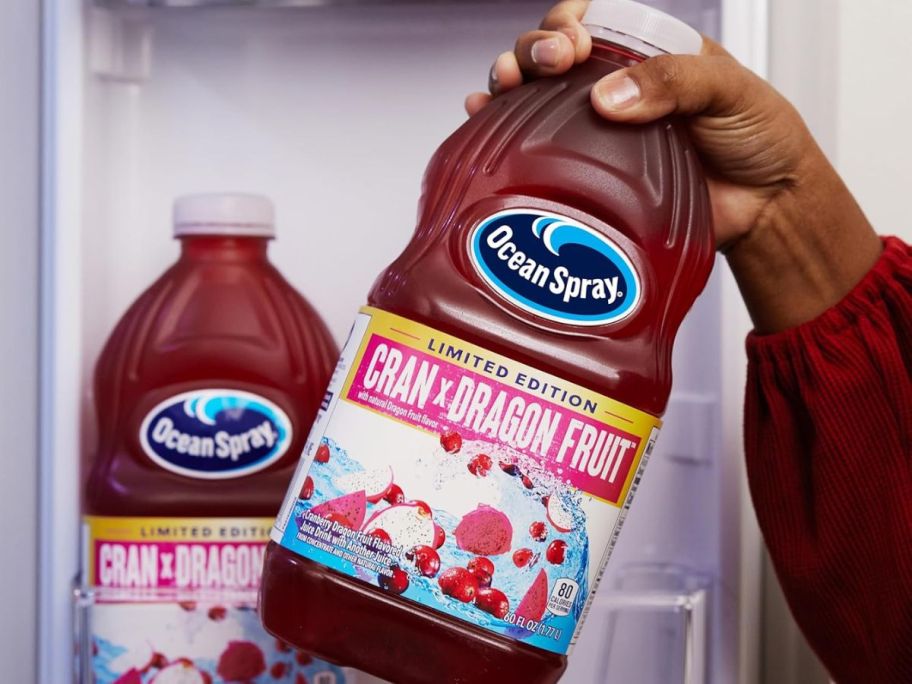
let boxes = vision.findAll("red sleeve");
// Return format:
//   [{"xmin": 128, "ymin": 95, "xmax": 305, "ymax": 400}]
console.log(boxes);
[{"xmin": 744, "ymin": 236, "xmax": 912, "ymax": 684}]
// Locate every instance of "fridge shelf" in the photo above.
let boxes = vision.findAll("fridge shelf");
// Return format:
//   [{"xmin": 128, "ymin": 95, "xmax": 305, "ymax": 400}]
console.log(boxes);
[
  {"xmin": 73, "ymin": 581, "xmax": 351, "ymax": 684},
  {"xmin": 564, "ymin": 565, "xmax": 710, "ymax": 684}
]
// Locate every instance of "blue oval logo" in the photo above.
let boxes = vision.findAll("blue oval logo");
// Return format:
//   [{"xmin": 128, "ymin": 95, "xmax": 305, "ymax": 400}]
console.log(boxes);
[
  {"xmin": 139, "ymin": 389, "xmax": 293, "ymax": 480},
  {"xmin": 469, "ymin": 209, "xmax": 641, "ymax": 326}
]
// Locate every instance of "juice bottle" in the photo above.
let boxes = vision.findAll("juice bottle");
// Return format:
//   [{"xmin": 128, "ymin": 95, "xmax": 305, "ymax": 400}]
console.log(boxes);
[
  {"xmin": 261, "ymin": 2, "xmax": 713, "ymax": 682},
  {"xmin": 82, "ymin": 194, "xmax": 343, "ymax": 683}
]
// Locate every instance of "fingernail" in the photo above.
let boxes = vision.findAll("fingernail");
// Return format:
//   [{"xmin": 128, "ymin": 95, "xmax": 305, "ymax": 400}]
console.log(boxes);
[
  {"xmin": 488, "ymin": 62, "xmax": 500, "ymax": 95},
  {"xmin": 594, "ymin": 73, "xmax": 641, "ymax": 110},
  {"xmin": 531, "ymin": 38, "xmax": 562, "ymax": 67}
]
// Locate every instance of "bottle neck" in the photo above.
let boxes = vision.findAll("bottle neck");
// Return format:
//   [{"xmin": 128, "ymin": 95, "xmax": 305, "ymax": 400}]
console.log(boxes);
[
  {"xmin": 178, "ymin": 235, "xmax": 270, "ymax": 262},
  {"xmin": 586, "ymin": 26, "xmax": 669, "ymax": 62}
]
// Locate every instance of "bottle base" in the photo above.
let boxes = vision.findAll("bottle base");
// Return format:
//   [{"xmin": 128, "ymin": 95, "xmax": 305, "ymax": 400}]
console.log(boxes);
[{"xmin": 260, "ymin": 542, "xmax": 568, "ymax": 684}]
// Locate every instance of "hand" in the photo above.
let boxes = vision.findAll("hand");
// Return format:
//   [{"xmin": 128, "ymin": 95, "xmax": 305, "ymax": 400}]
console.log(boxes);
[{"xmin": 467, "ymin": 0, "xmax": 882, "ymax": 333}]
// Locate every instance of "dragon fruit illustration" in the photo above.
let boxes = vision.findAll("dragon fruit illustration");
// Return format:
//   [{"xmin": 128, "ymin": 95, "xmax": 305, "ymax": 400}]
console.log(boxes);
[
  {"xmin": 150, "ymin": 661, "xmax": 208, "ymax": 684},
  {"xmin": 216, "ymin": 641, "xmax": 266, "ymax": 681},
  {"xmin": 310, "ymin": 490, "xmax": 367, "ymax": 530},
  {"xmin": 454, "ymin": 504, "xmax": 513, "ymax": 556},
  {"xmin": 516, "ymin": 568, "xmax": 549, "ymax": 623},
  {"xmin": 335, "ymin": 466, "xmax": 394, "ymax": 504},
  {"xmin": 546, "ymin": 494, "xmax": 575, "ymax": 533},
  {"xmin": 362, "ymin": 502, "xmax": 435, "ymax": 549}
]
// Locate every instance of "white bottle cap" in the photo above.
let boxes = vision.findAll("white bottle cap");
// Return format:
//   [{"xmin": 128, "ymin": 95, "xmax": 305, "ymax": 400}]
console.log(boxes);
[
  {"xmin": 173, "ymin": 193, "xmax": 275, "ymax": 238},
  {"xmin": 582, "ymin": 0, "xmax": 703, "ymax": 56}
]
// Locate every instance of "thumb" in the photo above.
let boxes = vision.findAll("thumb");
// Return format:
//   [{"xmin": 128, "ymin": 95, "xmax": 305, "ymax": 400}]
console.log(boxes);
[{"xmin": 590, "ymin": 53, "xmax": 760, "ymax": 123}]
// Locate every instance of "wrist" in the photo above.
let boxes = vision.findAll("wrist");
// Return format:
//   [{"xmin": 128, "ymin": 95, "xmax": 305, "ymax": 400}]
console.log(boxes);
[{"xmin": 725, "ymin": 151, "xmax": 882, "ymax": 334}]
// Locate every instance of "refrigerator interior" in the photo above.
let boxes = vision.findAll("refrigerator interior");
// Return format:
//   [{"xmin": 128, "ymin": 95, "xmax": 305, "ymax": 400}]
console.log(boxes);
[{"xmin": 40, "ymin": 0, "xmax": 763, "ymax": 682}]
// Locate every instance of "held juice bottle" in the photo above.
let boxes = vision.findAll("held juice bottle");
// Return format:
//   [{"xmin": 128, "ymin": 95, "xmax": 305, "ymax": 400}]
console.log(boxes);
[
  {"xmin": 82, "ymin": 194, "xmax": 343, "ymax": 682},
  {"xmin": 261, "ymin": 2, "xmax": 713, "ymax": 682}
]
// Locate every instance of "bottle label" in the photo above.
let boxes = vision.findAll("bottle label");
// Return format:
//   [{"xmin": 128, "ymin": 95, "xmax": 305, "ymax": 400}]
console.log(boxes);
[
  {"xmin": 82, "ymin": 516, "xmax": 348, "ymax": 683},
  {"xmin": 271, "ymin": 307, "xmax": 661, "ymax": 655},
  {"xmin": 468, "ymin": 209, "xmax": 641, "ymax": 327},
  {"xmin": 139, "ymin": 389, "xmax": 293, "ymax": 480},
  {"xmin": 84, "ymin": 516, "xmax": 275, "ymax": 593}
]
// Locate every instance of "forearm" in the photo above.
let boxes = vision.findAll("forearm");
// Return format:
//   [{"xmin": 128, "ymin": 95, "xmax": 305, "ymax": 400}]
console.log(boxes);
[{"xmin": 725, "ymin": 150, "xmax": 882, "ymax": 334}]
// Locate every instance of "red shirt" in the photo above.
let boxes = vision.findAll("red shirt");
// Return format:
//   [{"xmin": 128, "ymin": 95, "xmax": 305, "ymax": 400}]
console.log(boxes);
[{"xmin": 745, "ymin": 237, "xmax": 911, "ymax": 683}]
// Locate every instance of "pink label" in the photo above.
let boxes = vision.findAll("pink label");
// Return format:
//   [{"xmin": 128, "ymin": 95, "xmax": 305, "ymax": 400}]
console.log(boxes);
[
  {"xmin": 93, "ymin": 540, "xmax": 265, "ymax": 590},
  {"xmin": 348, "ymin": 334, "xmax": 640, "ymax": 504}
]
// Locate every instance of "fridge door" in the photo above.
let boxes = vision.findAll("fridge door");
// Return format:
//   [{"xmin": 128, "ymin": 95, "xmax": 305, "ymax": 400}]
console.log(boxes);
[
  {"xmin": 39, "ymin": 1, "xmax": 765, "ymax": 682},
  {"xmin": 0, "ymin": 1, "xmax": 41, "ymax": 682}
]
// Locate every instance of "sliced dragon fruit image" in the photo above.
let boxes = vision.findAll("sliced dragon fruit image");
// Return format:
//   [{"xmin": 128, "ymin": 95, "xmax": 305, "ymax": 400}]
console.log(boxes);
[
  {"xmin": 454, "ymin": 504, "xmax": 513, "ymax": 556},
  {"xmin": 113, "ymin": 670, "xmax": 142, "ymax": 684},
  {"xmin": 150, "ymin": 661, "xmax": 208, "ymax": 684},
  {"xmin": 546, "ymin": 494, "xmax": 575, "ymax": 533},
  {"xmin": 334, "ymin": 466, "xmax": 394, "ymax": 503},
  {"xmin": 363, "ymin": 502, "xmax": 436, "ymax": 550},
  {"xmin": 310, "ymin": 490, "xmax": 367, "ymax": 530},
  {"xmin": 508, "ymin": 568, "xmax": 550, "ymax": 639}
]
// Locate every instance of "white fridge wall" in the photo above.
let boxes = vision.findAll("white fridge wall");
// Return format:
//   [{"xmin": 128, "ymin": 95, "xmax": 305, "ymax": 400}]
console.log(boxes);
[{"xmin": 41, "ymin": 1, "xmax": 764, "ymax": 682}]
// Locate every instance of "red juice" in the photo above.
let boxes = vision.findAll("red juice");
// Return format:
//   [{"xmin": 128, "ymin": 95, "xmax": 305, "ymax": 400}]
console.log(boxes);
[
  {"xmin": 261, "ymin": 2, "xmax": 713, "ymax": 682},
  {"xmin": 83, "ymin": 194, "xmax": 339, "ymax": 681}
]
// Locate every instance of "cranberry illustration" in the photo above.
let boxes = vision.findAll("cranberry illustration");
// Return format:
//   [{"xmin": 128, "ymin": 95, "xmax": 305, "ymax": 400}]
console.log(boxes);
[
  {"xmin": 299, "ymin": 476, "xmax": 314, "ymax": 500},
  {"xmin": 470, "ymin": 568, "xmax": 492, "ymax": 588},
  {"xmin": 499, "ymin": 459, "xmax": 520, "ymax": 476},
  {"xmin": 295, "ymin": 675, "xmax": 308, "ymax": 684},
  {"xmin": 384, "ymin": 484, "xmax": 406, "ymax": 504},
  {"xmin": 467, "ymin": 453, "xmax": 493, "ymax": 477},
  {"xmin": 409, "ymin": 545, "xmax": 441, "ymax": 577},
  {"xmin": 314, "ymin": 444, "xmax": 331, "ymax": 463},
  {"xmin": 412, "ymin": 500, "xmax": 432, "ymax": 517},
  {"xmin": 201, "ymin": 672, "xmax": 213, "ymax": 684},
  {"xmin": 467, "ymin": 557, "xmax": 495, "ymax": 578},
  {"xmin": 541, "ymin": 494, "xmax": 550, "ymax": 507},
  {"xmin": 379, "ymin": 566, "xmax": 410, "ymax": 595},
  {"xmin": 438, "ymin": 567, "xmax": 479, "ymax": 603},
  {"xmin": 178, "ymin": 600, "xmax": 197, "ymax": 612},
  {"xmin": 207, "ymin": 605, "xmax": 227, "ymax": 621},
  {"xmin": 522, "ymin": 475, "xmax": 535, "ymax": 489},
  {"xmin": 217, "ymin": 641, "xmax": 267, "ymax": 681},
  {"xmin": 369, "ymin": 528, "xmax": 392, "ymax": 544},
  {"xmin": 547, "ymin": 539, "xmax": 568, "ymax": 565},
  {"xmin": 513, "ymin": 548, "xmax": 533, "ymax": 568},
  {"xmin": 271, "ymin": 661, "xmax": 289, "ymax": 678},
  {"xmin": 440, "ymin": 430, "xmax": 462, "ymax": 454},
  {"xmin": 276, "ymin": 639, "xmax": 292, "ymax": 653},
  {"xmin": 295, "ymin": 651, "xmax": 313, "ymax": 666},
  {"xmin": 529, "ymin": 521, "xmax": 548, "ymax": 542},
  {"xmin": 140, "ymin": 652, "xmax": 165, "ymax": 674},
  {"xmin": 475, "ymin": 587, "xmax": 510, "ymax": 619},
  {"xmin": 432, "ymin": 523, "xmax": 446, "ymax": 549}
]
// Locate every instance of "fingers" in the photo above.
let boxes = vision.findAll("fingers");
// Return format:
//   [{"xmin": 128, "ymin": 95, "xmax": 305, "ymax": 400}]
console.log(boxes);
[
  {"xmin": 539, "ymin": 0, "xmax": 592, "ymax": 63},
  {"xmin": 489, "ymin": 51, "xmax": 522, "ymax": 96},
  {"xmin": 700, "ymin": 35, "xmax": 731, "ymax": 58},
  {"xmin": 590, "ymin": 54, "xmax": 761, "ymax": 123},
  {"xmin": 514, "ymin": 30, "xmax": 577, "ymax": 77},
  {"xmin": 465, "ymin": 92, "xmax": 492, "ymax": 116}
]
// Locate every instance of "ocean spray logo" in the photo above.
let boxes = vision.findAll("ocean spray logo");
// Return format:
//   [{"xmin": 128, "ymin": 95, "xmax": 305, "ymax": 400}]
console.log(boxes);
[
  {"xmin": 139, "ymin": 389, "xmax": 292, "ymax": 480},
  {"xmin": 469, "ymin": 210, "xmax": 641, "ymax": 326}
]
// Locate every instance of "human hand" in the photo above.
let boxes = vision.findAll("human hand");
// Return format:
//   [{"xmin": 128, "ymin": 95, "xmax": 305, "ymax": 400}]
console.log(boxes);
[{"xmin": 468, "ymin": 0, "xmax": 881, "ymax": 333}]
